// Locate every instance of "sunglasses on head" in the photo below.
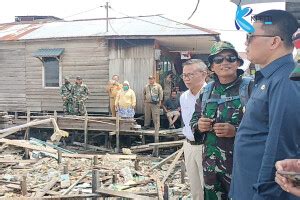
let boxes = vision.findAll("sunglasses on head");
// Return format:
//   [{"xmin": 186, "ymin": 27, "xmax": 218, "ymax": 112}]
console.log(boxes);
[{"xmin": 212, "ymin": 55, "xmax": 238, "ymax": 64}]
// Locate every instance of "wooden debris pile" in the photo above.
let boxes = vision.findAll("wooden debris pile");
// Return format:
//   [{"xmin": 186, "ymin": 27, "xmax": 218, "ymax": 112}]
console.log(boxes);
[{"xmin": 0, "ymin": 139, "xmax": 191, "ymax": 199}]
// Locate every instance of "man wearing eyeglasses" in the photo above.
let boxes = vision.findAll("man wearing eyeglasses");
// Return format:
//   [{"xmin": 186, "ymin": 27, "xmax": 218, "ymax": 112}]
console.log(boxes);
[
  {"xmin": 230, "ymin": 10, "xmax": 300, "ymax": 200},
  {"xmin": 180, "ymin": 59, "xmax": 208, "ymax": 200},
  {"xmin": 190, "ymin": 41, "xmax": 250, "ymax": 200}
]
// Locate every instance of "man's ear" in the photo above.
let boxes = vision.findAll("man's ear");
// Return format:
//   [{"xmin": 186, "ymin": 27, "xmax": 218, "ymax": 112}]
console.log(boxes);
[{"xmin": 270, "ymin": 36, "xmax": 282, "ymax": 50}]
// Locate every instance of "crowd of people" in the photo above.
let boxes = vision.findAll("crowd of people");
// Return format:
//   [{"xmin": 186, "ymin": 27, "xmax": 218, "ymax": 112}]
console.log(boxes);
[{"xmin": 58, "ymin": 9, "xmax": 300, "ymax": 200}]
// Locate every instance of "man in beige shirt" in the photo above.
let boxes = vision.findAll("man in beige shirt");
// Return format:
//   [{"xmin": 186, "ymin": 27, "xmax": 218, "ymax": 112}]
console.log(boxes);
[{"xmin": 143, "ymin": 75, "xmax": 163, "ymax": 130}]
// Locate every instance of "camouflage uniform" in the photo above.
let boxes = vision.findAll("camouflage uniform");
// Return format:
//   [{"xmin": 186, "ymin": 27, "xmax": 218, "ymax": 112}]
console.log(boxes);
[
  {"xmin": 60, "ymin": 77, "xmax": 74, "ymax": 115},
  {"xmin": 190, "ymin": 41, "xmax": 246, "ymax": 200},
  {"xmin": 72, "ymin": 78, "xmax": 89, "ymax": 116}
]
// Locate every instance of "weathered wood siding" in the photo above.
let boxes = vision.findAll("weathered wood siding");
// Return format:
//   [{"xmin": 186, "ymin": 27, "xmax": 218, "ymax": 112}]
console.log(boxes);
[
  {"xmin": 0, "ymin": 38, "xmax": 109, "ymax": 113},
  {"xmin": 25, "ymin": 38, "xmax": 109, "ymax": 113},
  {"xmin": 109, "ymin": 40, "xmax": 155, "ymax": 114},
  {"xmin": 0, "ymin": 41, "xmax": 26, "ymax": 111}
]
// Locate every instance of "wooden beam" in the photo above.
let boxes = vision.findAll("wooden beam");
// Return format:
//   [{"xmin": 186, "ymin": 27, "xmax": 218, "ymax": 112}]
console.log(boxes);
[
  {"xmin": 162, "ymin": 147, "xmax": 184, "ymax": 183},
  {"xmin": 84, "ymin": 114, "xmax": 88, "ymax": 150},
  {"xmin": 73, "ymin": 141, "xmax": 111, "ymax": 152},
  {"xmin": 0, "ymin": 158, "xmax": 38, "ymax": 164},
  {"xmin": 24, "ymin": 108, "xmax": 30, "ymax": 140},
  {"xmin": 0, "ymin": 138, "xmax": 136, "ymax": 160},
  {"xmin": 0, "ymin": 118, "xmax": 52, "ymax": 138},
  {"xmin": 150, "ymin": 148, "xmax": 182, "ymax": 171},
  {"xmin": 96, "ymin": 188, "xmax": 156, "ymax": 200},
  {"xmin": 34, "ymin": 178, "xmax": 58, "ymax": 197},
  {"xmin": 62, "ymin": 171, "xmax": 90, "ymax": 195},
  {"xmin": 116, "ymin": 112, "xmax": 120, "ymax": 153}
]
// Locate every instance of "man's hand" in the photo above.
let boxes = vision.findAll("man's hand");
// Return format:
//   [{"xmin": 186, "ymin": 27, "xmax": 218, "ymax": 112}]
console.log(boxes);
[
  {"xmin": 275, "ymin": 159, "xmax": 300, "ymax": 197},
  {"xmin": 62, "ymin": 96, "xmax": 67, "ymax": 100},
  {"xmin": 198, "ymin": 117, "xmax": 214, "ymax": 132},
  {"xmin": 213, "ymin": 123, "xmax": 236, "ymax": 137}
]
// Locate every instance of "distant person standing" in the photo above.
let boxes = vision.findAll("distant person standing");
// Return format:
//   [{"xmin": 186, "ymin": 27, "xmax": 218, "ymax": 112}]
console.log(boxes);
[
  {"xmin": 60, "ymin": 76, "xmax": 74, "ymax": 115},
  {"xmin": 106, "ymin": 75, "xmax": 122, "ymax": 117},
  {"xmin": 72, "ymin": 76, "xmax": 89, "ymax": 116},
  {"xmin": 143, "ymin": 75, "xmax": 163, "ymax": 130},
  {"xmin": 180, "ymin": 59, "xmax": 207, "ymax": 200},
  {"xmin": 115, "ymin": 81, "xmax": 136, "ymax": 118}
]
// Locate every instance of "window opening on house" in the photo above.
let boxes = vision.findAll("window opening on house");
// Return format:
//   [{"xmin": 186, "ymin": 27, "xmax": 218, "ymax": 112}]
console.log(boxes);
[{"xmin": 32, "ymin": 48, "xmax": 64, "ymax": 88}]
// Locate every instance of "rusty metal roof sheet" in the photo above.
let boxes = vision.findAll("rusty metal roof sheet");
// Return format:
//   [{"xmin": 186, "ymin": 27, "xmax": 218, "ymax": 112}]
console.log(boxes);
[{"xmin": 0, "ymin": 15, "xmax": 218, "ymax": 41}]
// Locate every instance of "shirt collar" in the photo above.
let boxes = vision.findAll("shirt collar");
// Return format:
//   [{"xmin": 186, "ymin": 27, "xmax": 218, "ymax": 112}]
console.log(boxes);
[
  {"xmin": 260, "ymin": 54, "xmax": 294, "ymax": 78},
  {"xmin": 188, "ymin": 83, "xmax": 206, "ymax": 98}
]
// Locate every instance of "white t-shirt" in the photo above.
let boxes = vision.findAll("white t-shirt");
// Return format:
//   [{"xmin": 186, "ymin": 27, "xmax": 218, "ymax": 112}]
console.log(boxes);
[{"xmin": 180, "ymin": 83, "xmax": 206, "ymax": 141}]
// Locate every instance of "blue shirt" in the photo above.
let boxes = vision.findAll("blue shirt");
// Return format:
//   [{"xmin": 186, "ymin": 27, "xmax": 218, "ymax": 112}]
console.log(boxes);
[{"xmin": 230, "ymin": 54, "xmax": 300, "ymax": 200}]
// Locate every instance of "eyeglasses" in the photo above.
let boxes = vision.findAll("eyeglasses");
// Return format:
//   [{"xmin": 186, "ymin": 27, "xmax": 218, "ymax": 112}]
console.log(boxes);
[
  {"xmin": 246, "ymin": 33, "xmax": 284, "ymax": 44},
  {"xmin": 212, "ymin": 55, "xmax": 238, "ymax": 64},
  {"xmin": 180, "ymin": 71, "xmax": 203, "ymax": 79}
]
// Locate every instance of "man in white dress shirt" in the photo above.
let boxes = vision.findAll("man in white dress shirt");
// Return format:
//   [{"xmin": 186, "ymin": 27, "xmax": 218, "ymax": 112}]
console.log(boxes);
[{"xmin": 180, "ymin": 59, "xmax": 208, "ymax": 200}]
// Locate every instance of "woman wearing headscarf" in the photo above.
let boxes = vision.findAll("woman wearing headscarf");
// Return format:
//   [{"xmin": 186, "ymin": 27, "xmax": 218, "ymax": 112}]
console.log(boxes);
[{"xmin": 115, "ymin": 81, "xmax": 136, "ymax": 118}]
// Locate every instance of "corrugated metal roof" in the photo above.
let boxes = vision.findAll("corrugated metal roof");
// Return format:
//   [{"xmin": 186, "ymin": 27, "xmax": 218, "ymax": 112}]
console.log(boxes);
[
  {"xmin": 32, "ymin": 48, "xmax": 65, "ymax": 57},
  {"xmin": 0, "ymin": 15, "xmax": 218, "ymax": 41}
]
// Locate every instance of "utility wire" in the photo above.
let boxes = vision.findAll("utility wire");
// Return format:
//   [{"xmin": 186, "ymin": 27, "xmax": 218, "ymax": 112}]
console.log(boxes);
[
  {"xmin": 188, "ymin": 0, "xmax": 200, "ymax": 20},
  {"xmin": 62, "ymin": 5, "xmax": 104, "ymax": 20},
  {"xmin": 109, "ymin": 7, "xmax": 192, "ymax": 30}
]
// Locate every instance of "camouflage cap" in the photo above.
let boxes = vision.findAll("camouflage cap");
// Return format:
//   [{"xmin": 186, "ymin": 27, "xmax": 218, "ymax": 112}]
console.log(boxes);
[
  {"xmin": 64, "ymin": 76, "xmax": 70, "ymax": 81},
  {"xmin": 76, "ymin": 76, "xmax": 82, "ymax": 80},
  {"xmin": 207, "ymin": 41, "xmax": 244, "ymax": 68}
]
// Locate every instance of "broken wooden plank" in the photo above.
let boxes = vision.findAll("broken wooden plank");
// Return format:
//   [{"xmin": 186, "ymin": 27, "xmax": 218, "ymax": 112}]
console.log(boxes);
[
  {"xmin": 62, "ymin": 171, "xmax": 90, "ymax": 195},
  {"xmin": 30, "ymin": 138, "xmax": 75, "ymax": 154},
  {"xmin": 0, "ymin": 158, "xmax": 38, "ymax": 164},
  {"xmin": 150, "ymin": 148, "xmax": 182, "ymax": 171},
  {"xmin": 96, "ymin": 188, "xmax": 156, "ymax": 200},
  {"xmin": 162, "ymin": 147, "xmax": 184, "ymax": 183},
  {"xmin": 73, "ymin": 142, "xmax": 111, "ymax": 152},
  {"xmin": 34, "ymin": 178, "xmax": 58, "ymax": 197},
  {"xmin": 0, "ymin": 138, "xmax": 136, "ymax": 160},
  {"xmin": 42, "ymin": 193, "xmax": 100, "ymax": 199},
  {"xmin": 0, "ymin": 118, "xmax": 52, "ymax": 139},
  {"xmin": 148, "ymin": 140, "xmax": 184, "ymax": 147}
]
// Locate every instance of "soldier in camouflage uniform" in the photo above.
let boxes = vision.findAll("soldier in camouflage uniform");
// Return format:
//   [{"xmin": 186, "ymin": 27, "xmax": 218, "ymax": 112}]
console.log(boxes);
[
  {"xmin": 60, "ymin": 76, "xmax": 74, "ymax": 115},
  {"xmin": 190, "ymin": 41, "xmax": 249, "ymax": 200},
  {"xmin": 72, "ymin": 76, "xmax": 89, "ymax": 116}
]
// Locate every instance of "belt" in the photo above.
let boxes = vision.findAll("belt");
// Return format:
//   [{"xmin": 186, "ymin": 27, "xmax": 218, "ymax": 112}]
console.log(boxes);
[{"xmin": 186, "ymin": 139, "xmax": 202, "ymax": 145}]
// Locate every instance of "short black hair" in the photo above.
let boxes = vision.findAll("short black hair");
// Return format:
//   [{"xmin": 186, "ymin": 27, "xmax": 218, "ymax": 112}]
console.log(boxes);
[{"xmin": 254, "ymin": 10, "xmax": 299, "ymax": 49}]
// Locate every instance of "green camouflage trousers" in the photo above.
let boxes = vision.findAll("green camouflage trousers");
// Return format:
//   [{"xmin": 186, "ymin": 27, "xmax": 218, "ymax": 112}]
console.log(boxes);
[
  {"xmin": 63, "ymin": 98, "xmax": 74, "ymax": 115},
  {"xmin": 74, "ymin": 99, "xmax": 87, "ymax": 116},
  {"xmin": 203, "ymin": 133, "xmax": 234, "ymax": 200}
]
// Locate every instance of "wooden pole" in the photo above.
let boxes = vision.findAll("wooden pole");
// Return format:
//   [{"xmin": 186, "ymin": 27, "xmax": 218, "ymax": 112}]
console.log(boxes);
[
  {"xmin": 92, "ymin": 169, "xmax": 99, "ymax": 200},
  {"xmin": 153, "ymin": 110, "xmax": 160, "ymax": 157},
  {"xmin": 24, "ymin": 148, "xmax": 29, "ymax": 160},
  {"xmin": 116, "ymin": 112, "xmax": 120, "ymax": 153},
  {"xmin": 84, "ymin": 114, "xmax": 88, "ymax": 150},
  {"xmin": 163, "ymin": 184, "xmax": 169, "ymax": 200},
  {"xmin": 93, "ymin": 155, "xmax": 98, "ymax": 166},
  {"xmin": 134, "ymin": 159, "xmax": 139, "ymax": 171},
  {"xmin": 58, "ymin": 150, "xmax": 62, "ymax": 164},
  {"xmin": 181, "ymin": 160, "xmax": 185, "ymax": 184},
  {"xmin": 24, "ymin": 108, "xmax": 30, "ymax": 140},
  {"xmin": 63, "ymin": 164, "xmax": 68, "ymax": 174},
  {"xmin": 20, "ymin": 174, "xmax": 27, "ymax": 196}
]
